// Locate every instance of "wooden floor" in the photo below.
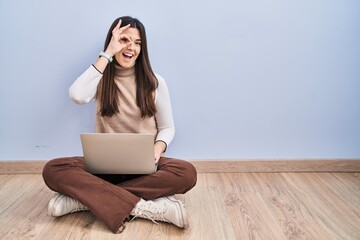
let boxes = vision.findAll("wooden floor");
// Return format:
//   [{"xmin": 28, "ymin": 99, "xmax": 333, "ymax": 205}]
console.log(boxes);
[{"xmin": 0, "ymin": 172, "xmax": 359, "ymax": 239}]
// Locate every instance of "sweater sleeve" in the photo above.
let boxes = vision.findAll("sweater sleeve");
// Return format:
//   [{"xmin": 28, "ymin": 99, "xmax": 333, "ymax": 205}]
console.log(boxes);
[
  {"xmin": 69, "ymin": 65, "xmax": 103, "ymax": 104},
  {"xmin": 154, "ymin": 74, "xmax": 175, "ymax": 147}
]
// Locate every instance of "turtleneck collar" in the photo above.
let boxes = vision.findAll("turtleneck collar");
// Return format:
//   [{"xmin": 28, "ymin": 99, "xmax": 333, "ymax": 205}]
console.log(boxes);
[{"xmin": 114, "ymin": 62, "xmax": 136, "ymax": 77}]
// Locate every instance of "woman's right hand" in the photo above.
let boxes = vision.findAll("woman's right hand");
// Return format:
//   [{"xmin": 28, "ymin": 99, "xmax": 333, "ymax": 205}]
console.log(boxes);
[{"xmin": 105, "ymin": 20, "xmax": 131, "ymax": 57}]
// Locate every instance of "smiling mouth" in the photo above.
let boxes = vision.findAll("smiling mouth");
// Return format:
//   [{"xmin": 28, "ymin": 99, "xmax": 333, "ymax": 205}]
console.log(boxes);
[{"xmin": 122, "ymin": 53, "xmax": 134, "ymax": 60}]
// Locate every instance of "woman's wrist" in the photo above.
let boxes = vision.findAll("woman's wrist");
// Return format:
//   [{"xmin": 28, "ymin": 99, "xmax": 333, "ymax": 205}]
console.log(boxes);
[
  {"xmin": 155, "ymin": 140, "xmax": 167, "ymax": 153},
  {"xmin": 104, "ymin": 48, "xmax": 116, "ymax": 58},
  {"xmin": 99, "ymin": 51, "xmax": 113, "ymax": 62},
  {"xmin": 93, "ymin": 53, "xmax": 110, "ymax": 73}
]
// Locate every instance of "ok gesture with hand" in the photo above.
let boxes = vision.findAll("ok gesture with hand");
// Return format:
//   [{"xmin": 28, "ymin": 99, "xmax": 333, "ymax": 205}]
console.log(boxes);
[{"xmin": 105, "ymin": 20, "xmax": 131, "ymax": 57}]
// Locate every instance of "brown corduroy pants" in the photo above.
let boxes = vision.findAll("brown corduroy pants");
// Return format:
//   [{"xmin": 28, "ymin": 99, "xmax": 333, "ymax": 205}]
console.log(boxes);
[{"xmin": 42, "ymin": 156, "xmax": 197, "ymax": 233}]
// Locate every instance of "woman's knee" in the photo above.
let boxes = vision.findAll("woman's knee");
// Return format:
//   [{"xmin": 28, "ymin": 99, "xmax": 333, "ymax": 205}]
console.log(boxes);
[
  {"xmin": 43, "ymin": 157, "xmax": 67, "ymax": 179},
  {"xmin": 42, "ymin": 157, "xmax": 83, "ymax": 189},
  {"xmin": 162, "ymin": 158, "xmax": 197, "ymax": 190},
  {"xmin": 181, "ymin": 160, "xmax": 197, "ymax": 190}
]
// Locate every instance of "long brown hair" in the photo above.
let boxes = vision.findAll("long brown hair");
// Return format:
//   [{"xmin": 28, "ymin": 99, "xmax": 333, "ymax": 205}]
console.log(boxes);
[{"xmin": 98, "ymin": 16, "xmax": 158, "ymax": 118}]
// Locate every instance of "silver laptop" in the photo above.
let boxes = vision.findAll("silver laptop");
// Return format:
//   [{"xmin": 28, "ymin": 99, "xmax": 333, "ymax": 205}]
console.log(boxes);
[{"xmin": 80, "ymin": 133, "xmax": 157, "ymax": 174}]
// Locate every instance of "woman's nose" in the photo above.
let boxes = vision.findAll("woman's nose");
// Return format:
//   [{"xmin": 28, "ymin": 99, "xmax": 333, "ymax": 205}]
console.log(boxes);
[{"xmin": 127, "ymin": 42, "xmax": 135, "ymax": 50}]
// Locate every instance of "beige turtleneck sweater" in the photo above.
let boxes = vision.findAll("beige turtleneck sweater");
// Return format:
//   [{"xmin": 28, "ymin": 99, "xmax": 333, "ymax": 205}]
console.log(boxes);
[
  {"xmin": 69, "ymin": 65, "xmax": 175, "ymax": 146},
  {"xmin": 95, "ymin": 64, "xmax": 158, "ymax": 138}
]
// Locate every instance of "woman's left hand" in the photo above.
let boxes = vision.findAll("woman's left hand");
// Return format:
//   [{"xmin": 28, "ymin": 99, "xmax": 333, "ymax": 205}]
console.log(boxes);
[{"xmin": 154, "ymin": 141, "xmax": 166, "ymax": 163}]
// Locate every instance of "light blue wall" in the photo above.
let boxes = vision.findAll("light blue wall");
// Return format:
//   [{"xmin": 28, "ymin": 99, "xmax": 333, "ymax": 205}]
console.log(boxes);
[{"xmin": 0, "ymin": 0, "xmax": 359, "ymax": 160}]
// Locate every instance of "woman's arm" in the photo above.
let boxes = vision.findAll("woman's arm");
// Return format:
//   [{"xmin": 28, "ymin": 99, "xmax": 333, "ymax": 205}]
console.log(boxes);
[
  {"xmin": 68, "ymin": 49, "xmax": 123, "ymax": 104},
  {"xmin": 154, "ymin": 74, "xmax": 176, "ymax": 159},
  {"xmin": 69, "ymin": 65, "xmax": 103, "ymax": 104}
]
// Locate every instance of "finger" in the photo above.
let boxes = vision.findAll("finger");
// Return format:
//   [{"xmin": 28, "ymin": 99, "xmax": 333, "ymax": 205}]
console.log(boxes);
[
  {"xmin": 112, "ymin": 19, "xmax": 122, "ymax": 33},
  {"xmin": 119, "ymin": 33, "xmax": 131, "ymax": 42},
  {"xmin": 119, "ymin": 23, "xmax": 131, "ymax": 33},
  {"xmin": 117, "ymin": 19, "xmax": 122, "ymax": 28}
]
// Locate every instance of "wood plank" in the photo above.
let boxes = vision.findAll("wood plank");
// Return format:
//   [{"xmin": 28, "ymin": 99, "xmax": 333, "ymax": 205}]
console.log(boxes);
[
  {"xmin": 182, "ymin": 184, "xmax": 237, "ymax": 240},
  {"xmin": 203, "ymin": 173, "xmax": 292, "ymax": 239},
  {"xmin": 218, "ymin": 173, "xmax": 257, "ymax": 194},
  {"xmin": 315, "ymin": 173, "xmax": 360, "ymax": 211},
  {"xmin": 248, "ymin": 173, "xmax": 334, "ymax": 240},
  {"xmin": 224, "ymin": 191, "xmax": 287, "ymax": 239},
  {"xmin": 282, "ymin": 173, "xmax": 360, "ymax": 240},
  {"xmin": 331, "ymin": 172, "xmax": 360, "ymax": 194},
  {"xmin": 1, "ymin": 159, "xmax": 360, "ymax": 174},
  {"xmin": 0, "ymin": 175, "xmax": 53, "ymax": 239}
]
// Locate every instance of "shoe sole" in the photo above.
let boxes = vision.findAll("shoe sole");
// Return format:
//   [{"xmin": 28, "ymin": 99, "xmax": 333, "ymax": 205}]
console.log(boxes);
[{"xmin": 166, "ymin": 196, "xmax": 189, "ymax": 229}]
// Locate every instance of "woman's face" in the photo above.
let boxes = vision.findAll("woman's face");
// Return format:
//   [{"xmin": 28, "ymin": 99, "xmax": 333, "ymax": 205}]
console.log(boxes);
[{"xmin": 115, "ymin": 27, "xmax": 142, "ymax": 68}]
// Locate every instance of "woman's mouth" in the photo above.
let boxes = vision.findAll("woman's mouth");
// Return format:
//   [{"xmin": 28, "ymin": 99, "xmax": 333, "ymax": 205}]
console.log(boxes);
[{"xmin": 122, "ymin": 53, "xmax": 134, "ymax": 61}]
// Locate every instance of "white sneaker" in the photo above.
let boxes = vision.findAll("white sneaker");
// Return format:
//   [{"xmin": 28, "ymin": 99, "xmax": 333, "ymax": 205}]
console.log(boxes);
[
  {"xmin": 131, "ymin": 196, "xmax": 189, "ymax": 229},
  {"xmin": 48, "ymin": 193, "xmax": 88, "ymax": 217}
]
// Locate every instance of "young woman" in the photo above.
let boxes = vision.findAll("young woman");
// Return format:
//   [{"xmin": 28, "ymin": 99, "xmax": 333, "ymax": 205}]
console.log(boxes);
[{"xmin": 42, "ymin": 16, "xmax": 197, "ymax": 234}]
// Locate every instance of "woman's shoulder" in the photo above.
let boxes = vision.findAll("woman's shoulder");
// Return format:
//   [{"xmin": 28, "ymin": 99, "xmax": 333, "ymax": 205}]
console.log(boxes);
[
  {"xmin": 154, "ymin": 72, "xmax": 165, "ymax": 83},
  {"xmin": 154, "ymin": 73, "xmax": 167, "ymax": 88},
  {"xmin": 153, "ymin": 73, "xmax": 169, "ymax": 102}
]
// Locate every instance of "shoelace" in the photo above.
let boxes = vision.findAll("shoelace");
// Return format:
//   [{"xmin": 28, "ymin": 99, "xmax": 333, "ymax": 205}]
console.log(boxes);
[{"xmin": 131, "ymin": 201, "xmax": 168, "ymax": 224}]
